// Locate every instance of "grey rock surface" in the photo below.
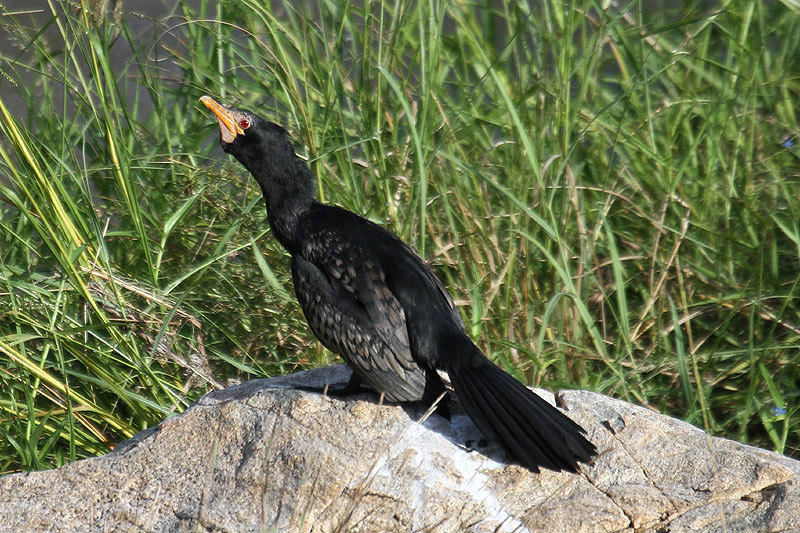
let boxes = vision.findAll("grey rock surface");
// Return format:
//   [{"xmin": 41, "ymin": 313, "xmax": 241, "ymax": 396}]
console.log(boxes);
[{"xmin": 0, "ymin": 365, "xmax": 798, "ymax": 532}]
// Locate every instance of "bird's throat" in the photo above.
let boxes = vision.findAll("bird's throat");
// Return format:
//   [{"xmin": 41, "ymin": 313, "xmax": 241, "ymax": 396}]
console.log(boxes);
[{"xmin": 253, "ymin": 166, "xmax": 317, "ymax": 253}]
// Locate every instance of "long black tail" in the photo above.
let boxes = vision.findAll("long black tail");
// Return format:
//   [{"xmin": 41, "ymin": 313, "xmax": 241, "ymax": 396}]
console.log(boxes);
[{"xmin": 447, "ymin": 343, "xmax": 596, "ymax": 472}]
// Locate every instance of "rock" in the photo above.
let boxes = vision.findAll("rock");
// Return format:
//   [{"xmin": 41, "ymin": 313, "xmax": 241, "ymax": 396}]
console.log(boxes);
[{"xmin": 0, "ymin": 365, "xmax": 798, "ymax": 532}]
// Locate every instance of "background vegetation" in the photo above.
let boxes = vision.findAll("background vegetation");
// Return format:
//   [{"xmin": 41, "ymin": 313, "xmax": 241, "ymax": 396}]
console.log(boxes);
[{"xmin": 1, "ymin": 0, "xmax": 798, "ymax": 473}]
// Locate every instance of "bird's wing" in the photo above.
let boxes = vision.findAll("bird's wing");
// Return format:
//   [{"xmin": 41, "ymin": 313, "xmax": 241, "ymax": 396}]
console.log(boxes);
[
  {"xmin": 389, "ymin": 237, "xmax": 465, "ymax": 330},
  {"xmin": 294, "ymin": 225, "xmax": 425, "ymax": 400},
  {"xmin": 301, "ymin": 228, "xmax": 413, "ymax": 363}
]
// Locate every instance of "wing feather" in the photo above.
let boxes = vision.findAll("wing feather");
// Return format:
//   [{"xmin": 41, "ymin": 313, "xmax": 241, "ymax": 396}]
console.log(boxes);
[{"xmin": 292, "ymin": 231, "xmax": 426, "ymax": 401}]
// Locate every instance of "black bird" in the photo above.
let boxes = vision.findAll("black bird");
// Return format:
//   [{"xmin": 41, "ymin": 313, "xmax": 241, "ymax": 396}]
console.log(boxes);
[{"xmin": 201, "ymin": 95, "xmax": 596, "ymax": 472}]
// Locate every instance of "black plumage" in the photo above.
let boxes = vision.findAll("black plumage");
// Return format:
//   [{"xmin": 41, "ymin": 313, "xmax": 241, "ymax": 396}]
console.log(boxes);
[{"xmin": 201, "ymin": 95, "xmax": 596, "ymax": 472}]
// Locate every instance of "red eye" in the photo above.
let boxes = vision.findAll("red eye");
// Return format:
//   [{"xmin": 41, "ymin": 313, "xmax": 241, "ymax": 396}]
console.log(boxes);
[{"xmin": 239, "ymin": 118, "xmax": 251, "ymax": 129}]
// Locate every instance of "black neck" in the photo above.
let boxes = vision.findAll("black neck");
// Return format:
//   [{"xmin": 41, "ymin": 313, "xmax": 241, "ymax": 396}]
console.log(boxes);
[{"xmin": 251, "ymin": 158, "xmax": 316, "ymax": 253}]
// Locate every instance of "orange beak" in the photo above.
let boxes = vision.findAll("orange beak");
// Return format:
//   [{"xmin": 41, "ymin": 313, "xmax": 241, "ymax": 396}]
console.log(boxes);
[{"xmin": 200, "ymin": 95, "xmax": 245, "ymax": 143}]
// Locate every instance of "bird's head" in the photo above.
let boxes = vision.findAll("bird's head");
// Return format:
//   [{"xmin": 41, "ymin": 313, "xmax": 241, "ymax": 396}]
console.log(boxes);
[
  {"xmin": 200, "ymin": 95, "xmax": 317, "ymax": 250},
  {"xmin": 200, "ymin": 95, "xmax": 295, "ymax": 175}
]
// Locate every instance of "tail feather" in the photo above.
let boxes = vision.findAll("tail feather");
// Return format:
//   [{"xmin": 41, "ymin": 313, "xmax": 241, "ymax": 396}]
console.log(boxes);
[
  {"xmin": 449, "ymin": 356, "xmax": 596, "ymax": 473},
  {"xmin": 471, "ymin": 367, "xmax": 578, "ymax": 469},
  {"xmin": 456, "ymin": 369, "xmax": 540, "ymax": 468},
  {"xmin": 488, "ymin": 365, "xmax": 595, "ymax": 462},
  {"xmin": 490, "ymin": 364, "xmax": 590, "ymax": 439}
]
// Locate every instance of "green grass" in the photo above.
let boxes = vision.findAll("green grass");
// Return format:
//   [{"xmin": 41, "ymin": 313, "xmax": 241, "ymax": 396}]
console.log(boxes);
[{"xmin": 1, "ymin": 0, "xmax": 798, "ymax": 473}]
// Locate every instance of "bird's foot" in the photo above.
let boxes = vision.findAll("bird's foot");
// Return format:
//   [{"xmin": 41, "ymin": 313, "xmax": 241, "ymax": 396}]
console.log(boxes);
[{"xmin": 294, "ymin": 371, "xmax": 367, "ymax": 397}]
